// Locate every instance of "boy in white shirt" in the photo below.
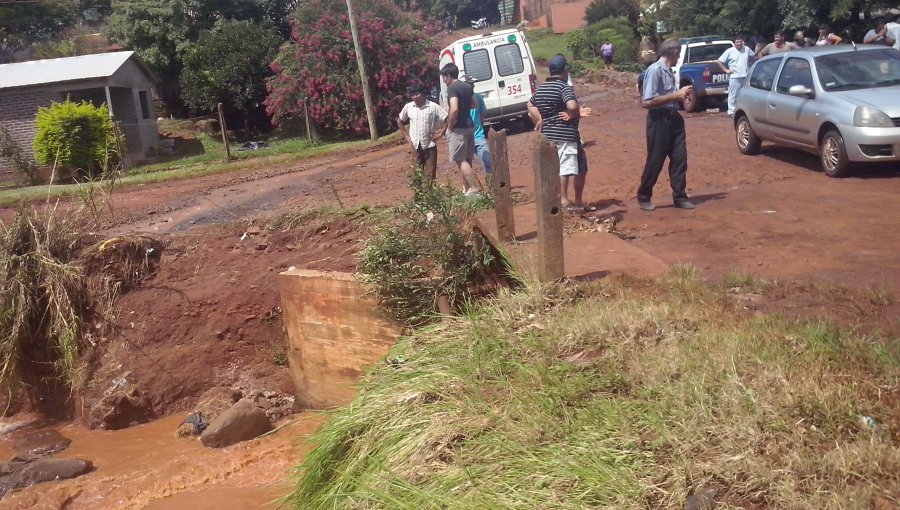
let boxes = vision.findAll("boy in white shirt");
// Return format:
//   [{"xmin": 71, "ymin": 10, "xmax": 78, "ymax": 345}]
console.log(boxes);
[{"xmin": 397, "ymin": 84, "xmax": 448, "ymax": 180}]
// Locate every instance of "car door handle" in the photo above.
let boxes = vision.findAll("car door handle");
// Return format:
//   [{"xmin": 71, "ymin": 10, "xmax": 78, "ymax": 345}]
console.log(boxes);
[
  {"xmin": 499, "ymin": 80, "xmax": 505, "ymax": 88},
  {"xmin": 769, "ymin": 103, "xmax": 777, "ymax": 109}
]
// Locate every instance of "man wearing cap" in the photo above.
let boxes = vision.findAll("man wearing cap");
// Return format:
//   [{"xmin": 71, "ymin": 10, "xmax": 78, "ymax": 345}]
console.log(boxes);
[
  {"xmin": 637, "ymin": 38, "xmax": 694, "ymax": 211},
  {"xmin": 397, "ymin": 83, "xmax": 448, "ymax": 180},
  {"xmin": 440, "ymin": 63, "xmax": 478, "ymax": 196},
  {"xmin": 462, "ymin": 75, "xmax": 492, "ymax": 176},
  {"xmin": 526, "ymin": 54, "xmax": 586, "ymax": 211}
]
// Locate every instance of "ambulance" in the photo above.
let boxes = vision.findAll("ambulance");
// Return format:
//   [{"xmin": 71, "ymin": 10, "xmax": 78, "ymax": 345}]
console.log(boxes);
[{"xmin": 438, "ymin": 29, "xmax": 537, "ymax": 124}]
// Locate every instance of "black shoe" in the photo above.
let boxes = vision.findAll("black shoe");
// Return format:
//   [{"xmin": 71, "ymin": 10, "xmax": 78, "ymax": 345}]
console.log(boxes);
[
  {"xmin": 638, "ymin": 200, "xmax": 656, "ymax": 211},
  {"xmin": 674, "ymin": 199, "xmax": 695, "ymax": 210}
]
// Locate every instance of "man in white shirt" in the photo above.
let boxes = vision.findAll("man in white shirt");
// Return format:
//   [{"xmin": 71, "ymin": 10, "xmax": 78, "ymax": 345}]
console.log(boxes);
[
  {"xmin": 717, "ymin": 35, "xmax": 755, "ymax": 117},
  {"xmin": 885, "ymin": 17, "xmax": 900, "ymax": 50},
  {"xmin": 397, "ymin": 84, "xmax": 448, "ymax": 180}
]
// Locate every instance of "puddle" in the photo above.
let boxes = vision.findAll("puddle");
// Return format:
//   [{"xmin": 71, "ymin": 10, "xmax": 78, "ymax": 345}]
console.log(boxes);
[{"xmin": 0, "ymin": 412, "xmax": 323, "ymax": 509}]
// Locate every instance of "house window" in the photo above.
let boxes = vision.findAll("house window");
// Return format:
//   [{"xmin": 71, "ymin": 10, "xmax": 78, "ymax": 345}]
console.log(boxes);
[{"xmin": 139, "ymin": 90, "xmax": 150, "ymax": 119}]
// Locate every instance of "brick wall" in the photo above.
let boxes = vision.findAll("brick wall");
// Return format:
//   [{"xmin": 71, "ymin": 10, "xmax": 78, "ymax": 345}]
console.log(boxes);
[{"xmin": 0, "ymin": 88, "xmax": 60, "ymax": 162}]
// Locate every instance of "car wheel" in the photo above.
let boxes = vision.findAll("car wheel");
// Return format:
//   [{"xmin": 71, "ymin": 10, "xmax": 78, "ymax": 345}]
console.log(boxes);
[
  {"xmin": 735, "ymin": 115, "xmax": 761, "ymax": 155},
  {"xmin": 682, "ymin": 86, "xmax": 701, "ymax": 113},
  {"xmin": 820, "ymin": 129, "xmax": 851, "ymax": 178}
]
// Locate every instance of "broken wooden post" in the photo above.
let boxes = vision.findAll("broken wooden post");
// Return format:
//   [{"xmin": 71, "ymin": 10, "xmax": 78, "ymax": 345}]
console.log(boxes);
[
  {"xmin": 217, "ymin": 102, "xmax": 231, "ymax": 161},
  {"xmin": 488, "ymin": 128, "xmax": 515, "ymax": 242},
  {"xmin": 531, "ymin": 134, "xmax": 564, "ymax": 282}
]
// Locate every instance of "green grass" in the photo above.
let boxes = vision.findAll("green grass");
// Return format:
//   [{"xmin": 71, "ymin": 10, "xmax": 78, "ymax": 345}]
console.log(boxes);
[
  {"xmin": 525, "ymin": 29, "xmax": 569, "ymax": 62},
  {"xmin": 286, "ymin": 269, "xmax": 900, "ymax": 509},
  {"xmin": 0, "ymin": 134, "xmax": 400, "ymax": 206}
]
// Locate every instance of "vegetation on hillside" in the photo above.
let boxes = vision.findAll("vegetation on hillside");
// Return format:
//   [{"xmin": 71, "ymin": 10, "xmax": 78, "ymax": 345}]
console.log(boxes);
[
  {"xmin": 266, "ymin": 0, "xmax": 438, "ymax": 136},
  {"xmin": 287, "ymin": 269, "xmax": 899, "ymax": 508}
]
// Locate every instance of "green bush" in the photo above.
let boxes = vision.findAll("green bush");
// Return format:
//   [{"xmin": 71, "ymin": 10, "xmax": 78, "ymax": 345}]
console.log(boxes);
[
  {"xmin": 565, "ymin": 29, "xmax": 587, "ymax": 60},
  {"xmin": 33, "ymin": 98, "xmax": 122, "ymax": 177},
  {"xmin": 585, "ymin": 17, "xmax": 639, "ymax": 64}
]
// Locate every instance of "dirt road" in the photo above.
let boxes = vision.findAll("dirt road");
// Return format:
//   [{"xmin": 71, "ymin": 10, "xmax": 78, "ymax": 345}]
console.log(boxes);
[{"xmin": 97, "ymin": 77, "xmax": 900, "ymax": 297}]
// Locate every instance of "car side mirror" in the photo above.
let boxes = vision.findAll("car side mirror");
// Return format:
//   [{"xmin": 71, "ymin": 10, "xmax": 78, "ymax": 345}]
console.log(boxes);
[{"xmin": 788, "ymin": 84, "xmax": 814, "ymax": 98}]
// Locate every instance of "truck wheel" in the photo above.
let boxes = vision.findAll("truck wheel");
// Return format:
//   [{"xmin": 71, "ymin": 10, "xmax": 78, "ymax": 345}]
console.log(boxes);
[
  {"xmin": 682, "ymin": 87, "xmax": 702, "ymax": 113},
  {"xmin": 735, "ymin": 115, "xmax": 761, "ymax": 155},
  {"xmin": 820, "ymin": 129, "xmax": 852, "ymax": 178}
]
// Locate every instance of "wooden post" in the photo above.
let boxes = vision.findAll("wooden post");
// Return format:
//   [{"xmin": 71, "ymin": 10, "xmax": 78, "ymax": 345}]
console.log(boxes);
[
  {"xmin": 488, "ymin": 128, "xmax": 515, "ymax": 242},
  {"xmin": 345, "ymin": 0, "xmax": 378, "ymax": 140},
  {"xmin": 532, "ymin": 134, "xmax": 564, "ymax": 282},
  {"xmin": 217, "ymin": 102, "xmax": 231, "ymax": 161},
  {"xmin": 304, "ymin": 99, "xmax": 312, "ymax": 141}
]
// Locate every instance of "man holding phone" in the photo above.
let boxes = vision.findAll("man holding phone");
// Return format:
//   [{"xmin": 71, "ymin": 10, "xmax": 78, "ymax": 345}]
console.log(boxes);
[{"xmin": 636, "ymin": 38, "xmax": 695, "ymax": 211}]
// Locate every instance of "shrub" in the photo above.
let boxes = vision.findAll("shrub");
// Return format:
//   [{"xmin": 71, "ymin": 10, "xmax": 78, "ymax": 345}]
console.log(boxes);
[
  {"xmin": 358, "ymin": 169, "xmax": 496, "ymax": 326},
  {"xmin": 584, "ymin": 0, "xmax": 640, "ymax": 27},
  {"xmin": 266, "ymin": 0, "xmax": 438, "ymax": 136},
  {"xmin": 585, "ymin": 17, "xmax": 639, "ymax": 64},
  {"xmin": 33, "ymin": 98, "xmax": 122, "ymax": 178},
  {"xmin": 566, "ymin": 29, "xmax": 587, "ymax": 60}
]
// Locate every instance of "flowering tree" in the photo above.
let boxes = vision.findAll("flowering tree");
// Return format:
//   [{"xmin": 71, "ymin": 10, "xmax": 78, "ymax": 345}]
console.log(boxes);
[{"xmin": 266, "ymin": 0, "xmax": 438, "ymax": 136}]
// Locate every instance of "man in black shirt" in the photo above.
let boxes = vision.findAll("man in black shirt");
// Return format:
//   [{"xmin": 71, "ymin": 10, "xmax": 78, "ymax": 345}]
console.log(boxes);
[{"xmin": 440, "ymin": 63, "xmax": 478, "ymax": 196}]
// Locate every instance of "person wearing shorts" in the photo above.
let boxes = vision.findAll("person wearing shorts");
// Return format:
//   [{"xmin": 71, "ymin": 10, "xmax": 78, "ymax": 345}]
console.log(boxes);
[
  {"xmin": 527, "ymin": 54, "xmax": 585, "ymax": 210},
  {"xmin": 439, "ymin": 63, "xmax": 478, "ymax": 196}
]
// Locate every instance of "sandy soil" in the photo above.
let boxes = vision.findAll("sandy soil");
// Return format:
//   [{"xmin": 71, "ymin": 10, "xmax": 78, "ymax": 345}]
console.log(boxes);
[{"xmin": 2, "ymin": 70, "xmax": 899, "ymax": 425}]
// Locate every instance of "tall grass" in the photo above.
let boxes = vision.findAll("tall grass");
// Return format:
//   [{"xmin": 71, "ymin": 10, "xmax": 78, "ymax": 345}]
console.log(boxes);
[
  {"xmin": 287, "ymin": 270, "xmax": 899, "ymax": 509},
  {"xmin": 0, "ymin": 206, "xmax": 162, "ymax": 414}
]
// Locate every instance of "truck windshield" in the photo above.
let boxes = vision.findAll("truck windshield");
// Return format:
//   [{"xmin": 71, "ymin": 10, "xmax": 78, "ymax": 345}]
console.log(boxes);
[{"xmin": 685, "ymin": 43, "xmax": 732, "ymax": 64}]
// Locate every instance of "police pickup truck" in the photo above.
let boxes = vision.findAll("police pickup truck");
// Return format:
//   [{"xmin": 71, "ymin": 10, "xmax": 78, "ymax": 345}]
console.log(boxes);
[{"xmin": 639, "ymin": 36, "xmax": 734, "ymax": 112}]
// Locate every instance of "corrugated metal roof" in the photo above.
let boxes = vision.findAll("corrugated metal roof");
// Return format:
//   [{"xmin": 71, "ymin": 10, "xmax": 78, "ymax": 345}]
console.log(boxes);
[{"xmin": 0, "ymin": 51, "xmax": 153, "ymax": 90}]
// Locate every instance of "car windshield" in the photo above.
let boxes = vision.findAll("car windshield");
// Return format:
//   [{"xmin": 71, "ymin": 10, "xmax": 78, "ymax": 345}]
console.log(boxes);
[
  {"xmin": 684, "ymin": 43, "xmax": 732, "ymax": 64},
  {"xmin": 815, "ymin": 49, "xmax": 900, "ymax": 91}
]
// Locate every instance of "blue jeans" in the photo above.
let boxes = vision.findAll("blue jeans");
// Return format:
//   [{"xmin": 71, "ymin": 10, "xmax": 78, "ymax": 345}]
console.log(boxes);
[{"xmin": 474, "ymin": 137, "xmax": 491, "ymax": 174}]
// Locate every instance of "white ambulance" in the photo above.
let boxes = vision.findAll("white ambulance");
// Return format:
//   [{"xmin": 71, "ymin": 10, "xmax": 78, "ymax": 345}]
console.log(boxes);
[{"xmin": 438, "ymin": 29, "xmax": 537, "ymax": 124}]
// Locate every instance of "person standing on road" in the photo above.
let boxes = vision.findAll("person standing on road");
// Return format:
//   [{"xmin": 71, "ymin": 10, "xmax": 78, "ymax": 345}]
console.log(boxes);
[
  {"xmin": 759, "ymin": 31, "xmax": 799, "ymax": 55},
  {"xmin": 600, "ymin": 40, "xmax": 615, "ymax": 67},
  {"xmin": 717, "ymin": 35, "xmax": 755, "ymax": 117},
  {"xmin": 864, "ymin": 18, "xmax": 896, "ymax": 46},
  {"xmin": 397, "ymin": 83, "xmax": 448, "ymax": 180},
  {"xmin": 637, "ymin": 39, "xmax": 694, "ymax": 212},
  {"xmin": 439, "ymin": 63, "xmax": 479, "ymax": 196},
  {"xmin": 462, "ymin": 75, "xmax": 492, "ymax": 177},
  {"xmin": 526, "ymin": 54, "xmax": 586, "ymax": 211}
]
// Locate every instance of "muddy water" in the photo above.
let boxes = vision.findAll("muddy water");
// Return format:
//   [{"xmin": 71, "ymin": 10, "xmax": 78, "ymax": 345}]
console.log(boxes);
[{"xmin": 0, "ymin": 412, "xmax": 324, "ymax": 509}]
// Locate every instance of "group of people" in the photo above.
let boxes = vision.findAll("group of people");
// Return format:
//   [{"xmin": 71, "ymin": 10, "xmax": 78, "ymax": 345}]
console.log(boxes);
[
  {"xmin": 397, "ymin": 15, "xmax": 900, "ymax": 215},
  {"xmin": 396, "ymin": 63, "xmax": 490, "ymax": 198},
  {"xmin": 717, "ymin": 18, "xmax": 900, "ymax": 117}
]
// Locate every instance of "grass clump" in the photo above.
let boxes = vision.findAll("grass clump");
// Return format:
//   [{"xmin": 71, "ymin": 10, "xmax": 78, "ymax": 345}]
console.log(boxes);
[
  {"xmin": 0, "ymin": 206, "xmax": 161, "ymax": 414},
  {"xmin": 287, "ymin": 269, "xmax": 899, "ymax": 509},
  {"xmin": 357, "ymin": 169, "xmax": 498, "ymax": 327}
]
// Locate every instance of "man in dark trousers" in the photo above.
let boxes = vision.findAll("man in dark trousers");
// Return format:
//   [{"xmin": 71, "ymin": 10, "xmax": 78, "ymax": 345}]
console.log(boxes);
[{"xmin": 637, "ymin": 38, "xmax": 695, "ymax": 211}]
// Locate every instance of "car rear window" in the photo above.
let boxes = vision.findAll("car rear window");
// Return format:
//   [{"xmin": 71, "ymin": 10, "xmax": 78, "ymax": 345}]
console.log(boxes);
[
  {"xmin": 494, "ymin": 43, "xmax": 525, "ymax": 77},
  {"xmin": 749, "ymin": 58, "xmax": 783, "ymax": 91},
  {"xmin": 463, "ymin": 49, "xmax": 493, "ymax": 82},
  {"xmin": 685, "ymin": 43, "xmax": 732, "ymax": 63}
]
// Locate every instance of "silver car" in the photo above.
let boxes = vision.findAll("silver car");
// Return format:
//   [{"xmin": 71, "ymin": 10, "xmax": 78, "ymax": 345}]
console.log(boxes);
[{"xmin": 733, "ymin": 45, "xmax": 900, "ymax": 177}]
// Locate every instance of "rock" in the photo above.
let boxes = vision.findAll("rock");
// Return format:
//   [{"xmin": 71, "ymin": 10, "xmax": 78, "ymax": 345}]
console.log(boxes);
[
  {"xmin": 200, "ymin": 399, "xmax": 272, "ymax": 448},
  {"xmin": 16, "ymin": 458, "xmax": 93, "ymax": 486},
  {"xmin": 90, "ymin": 389, "xmax": 155, "ymax": 430},
  {"xmin": 685, "ymin": 486, "xmax": 718, "ymax": 510},
  {"xmin": 193, "ymin": 386, "xmax": 243, "ymax": 422},
  {"xmin": 14, "ymin": 429, "xmax": 71, "ymax": 457}
]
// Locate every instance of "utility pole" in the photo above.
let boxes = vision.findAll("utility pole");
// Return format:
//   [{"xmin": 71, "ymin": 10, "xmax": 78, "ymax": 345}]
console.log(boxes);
[{"xmin": 346, "ymin": 0, "xmax": 378, "ymax": 140}]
